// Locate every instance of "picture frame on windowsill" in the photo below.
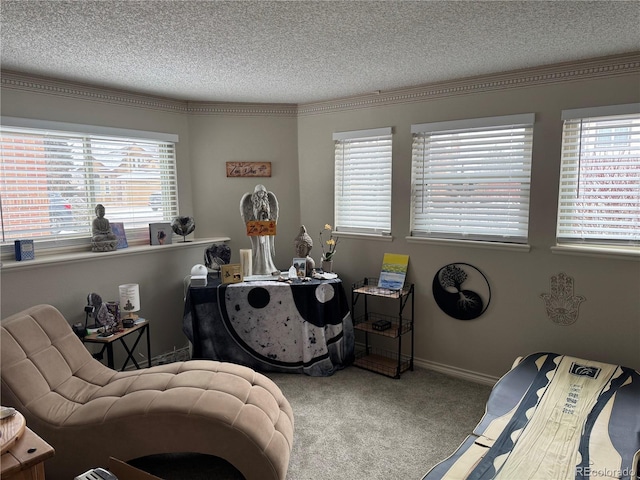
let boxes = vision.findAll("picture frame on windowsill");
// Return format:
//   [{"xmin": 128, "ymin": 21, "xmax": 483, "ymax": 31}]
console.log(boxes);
[{"xmin": 149, "ymin": 223, "xmax": 172, "ymax": 245}]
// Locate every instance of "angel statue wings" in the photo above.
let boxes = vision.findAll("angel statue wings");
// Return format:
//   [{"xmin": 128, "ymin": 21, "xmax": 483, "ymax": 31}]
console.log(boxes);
[{"xmin": 240, "ymin": 184, "xmax": 280, "ymax": 275}]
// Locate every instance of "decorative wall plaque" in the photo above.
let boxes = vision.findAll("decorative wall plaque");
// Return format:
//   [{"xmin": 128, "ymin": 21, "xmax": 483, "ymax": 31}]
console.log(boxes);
[
  {"xmin": 432, "ymin": 263, "xmax": 491, "ymax": 320},
  {"xmin": 540, "ymin": 272, "xmax": 585, "ymax": 325},
  {"xmin": 226, "ymin": 162, "xmax": 272, "ymax": 177}
]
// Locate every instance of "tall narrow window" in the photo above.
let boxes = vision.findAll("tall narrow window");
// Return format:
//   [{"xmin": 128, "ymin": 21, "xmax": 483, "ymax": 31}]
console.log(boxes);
[
  {"xmin": 333, "ymin": 127, "xmax": 392, "ymax": 235},
  {"xmin": 0, "ymin": 117, "xmax": 179, "ymax": 247},
  {"xmin": 411, "ymin": 114, "xmax": 535, "ymax": 243},
  {"xmin": 557, "ymin": 104, "xmax": 640, "ymax": 247}
]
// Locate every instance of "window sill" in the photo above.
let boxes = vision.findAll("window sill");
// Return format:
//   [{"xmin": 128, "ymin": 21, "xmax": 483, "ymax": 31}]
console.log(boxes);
[
  {"xmin": 334, "ymin": 232, "xmax": 394, "ymax": 242},
  {"xmin": 405, "ymin": 236, "xmax": 531, "ymax": 252},
  {"xmin": 1, "ymin": 237, "xmax": 230, "ymax": 271},
  {"xmin": 551, "ymin": 244, "xmax": 639, "ymax": 261}
]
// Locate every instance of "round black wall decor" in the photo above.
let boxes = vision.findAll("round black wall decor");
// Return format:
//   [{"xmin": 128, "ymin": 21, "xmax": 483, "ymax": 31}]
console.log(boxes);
[{"xmin": 432, "ymin": 263, "xmax": 491, "ymax": 320}]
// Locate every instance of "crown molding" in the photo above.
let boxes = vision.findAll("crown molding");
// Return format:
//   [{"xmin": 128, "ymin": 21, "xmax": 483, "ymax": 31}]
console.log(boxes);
[
  {"xmin": 298, "ymin": 52, "xmax": 640, "ymax": 116},
  {"xmin": 0, "ymin": 70, "xmax": 297, "ymax": 117},
  {"xmin": 186, "ymin": 101, "xmax": 297, "ymax": 117},
  {"xmin": 0, "ymin": 70, "xmax": 189, "ymax": 113},
  {"xmin": 2, "ymin": 52, "xmax": 639, "ymax": 117}
]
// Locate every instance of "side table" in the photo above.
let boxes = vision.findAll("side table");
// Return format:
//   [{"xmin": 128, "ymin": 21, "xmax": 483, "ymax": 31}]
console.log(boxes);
[
  {"xmin": 1, "ymin": 410, "xmax": 55, "ymax": 479},
  {"xmin": 83, "ymin": 320, "xmax": 151, "ymax": 370}
]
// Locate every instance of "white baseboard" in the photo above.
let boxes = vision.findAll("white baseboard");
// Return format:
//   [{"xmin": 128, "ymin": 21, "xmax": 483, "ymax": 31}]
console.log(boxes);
[
  {"xmin": 414, "ymin": 357, "xmax": 499, "ymax": 386},
  {"xmin": 353, "ymin": 340, "xmax": 499, "ymax": 386}
]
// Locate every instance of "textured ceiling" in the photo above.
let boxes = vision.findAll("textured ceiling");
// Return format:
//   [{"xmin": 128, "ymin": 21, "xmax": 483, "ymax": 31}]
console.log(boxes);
[{"xmin": 1, "ymin": 1, "xmax": 639, "ymax": 104}]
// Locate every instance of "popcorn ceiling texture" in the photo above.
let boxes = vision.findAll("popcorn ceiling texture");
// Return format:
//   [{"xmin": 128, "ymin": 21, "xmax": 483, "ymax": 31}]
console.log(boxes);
[{"xmin": 1, "ymin": 0, "xmax": 639, "ymax": 104}]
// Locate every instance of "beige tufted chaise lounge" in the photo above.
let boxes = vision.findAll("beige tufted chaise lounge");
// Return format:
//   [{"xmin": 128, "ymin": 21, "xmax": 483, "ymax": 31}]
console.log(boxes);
[{"xmin": 1, "ymin": 304, "xmax": 294, "ymax": 479}]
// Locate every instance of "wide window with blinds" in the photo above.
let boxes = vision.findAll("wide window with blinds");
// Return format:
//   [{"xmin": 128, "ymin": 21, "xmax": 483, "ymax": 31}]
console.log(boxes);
[
  {"xmin": 0, "ymin": 117, "xmax": 179, "ymax": 247},
  {"xmin": 411, "ymin": 114, "xmax": 534, "ymax": 243},
  {"xmin": 557, "ymin": 104, "xmax": 639, "ymax": 247},
  {"xmin": 333, "ymin": 127, "xmax": 392, "ymax": 235}
]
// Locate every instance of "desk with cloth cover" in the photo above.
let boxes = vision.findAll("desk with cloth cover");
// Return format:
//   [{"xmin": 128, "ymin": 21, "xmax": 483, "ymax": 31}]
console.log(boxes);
[{"xmin": 183, "ymin": 276, "xmax": 355, "ymax": 376}]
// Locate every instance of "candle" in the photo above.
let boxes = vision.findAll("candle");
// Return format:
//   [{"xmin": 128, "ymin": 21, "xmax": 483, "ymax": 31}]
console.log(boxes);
[{"xmin": 240, "ymin": 249, "xmax": 252, "ymax": 278}]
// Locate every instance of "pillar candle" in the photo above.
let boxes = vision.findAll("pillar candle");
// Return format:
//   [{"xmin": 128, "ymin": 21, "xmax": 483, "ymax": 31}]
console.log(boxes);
[{"xmin": 240, "ymin": 249, "xmax": 252, "ymax": 278}]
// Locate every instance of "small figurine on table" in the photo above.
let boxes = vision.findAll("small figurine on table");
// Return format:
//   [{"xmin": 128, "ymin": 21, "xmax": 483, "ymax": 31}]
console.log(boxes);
[
  {"xmin": 293, "ymin": 225, "xmax": 315, "ymax": 276},
  {"xmin": 87, "ymin": 292, "xmax": 117, "ymax": 334}
]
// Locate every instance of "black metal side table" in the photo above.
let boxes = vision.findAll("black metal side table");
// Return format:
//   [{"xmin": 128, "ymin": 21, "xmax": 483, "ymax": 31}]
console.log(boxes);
[{"xmin": 83, "ymin": 320, "xmax": 151, "ymax": 370}]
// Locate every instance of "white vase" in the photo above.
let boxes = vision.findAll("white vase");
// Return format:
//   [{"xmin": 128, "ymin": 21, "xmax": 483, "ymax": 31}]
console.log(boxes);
[{"xmin": 322, "ymin": 259, "xmax": 333, "ymax": 273}]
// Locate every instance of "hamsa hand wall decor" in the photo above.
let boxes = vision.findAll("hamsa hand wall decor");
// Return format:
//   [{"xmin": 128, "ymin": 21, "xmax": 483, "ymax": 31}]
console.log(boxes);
[{"xmin": 540, "ymin": 272, "xmax": 586, "ymax": 325}]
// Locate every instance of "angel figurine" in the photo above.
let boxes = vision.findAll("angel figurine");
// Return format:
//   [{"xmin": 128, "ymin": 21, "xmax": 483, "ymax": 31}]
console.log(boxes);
[{"xmin": 240, "ymin": 184, "xmax": 279, "ymax": 275}]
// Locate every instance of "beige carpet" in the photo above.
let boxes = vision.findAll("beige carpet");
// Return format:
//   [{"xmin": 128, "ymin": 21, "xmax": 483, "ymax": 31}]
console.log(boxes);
[{"xmin": 130, "ymin": 365, "xmax": 492, "ymax": 480}]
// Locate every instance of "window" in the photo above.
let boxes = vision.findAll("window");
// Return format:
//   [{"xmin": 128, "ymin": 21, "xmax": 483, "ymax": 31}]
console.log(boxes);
[
  {"xmin": 0, "ymin": 117, "xmax": 179, "ymax": 247},
  {"xmin": 411, "ymin": 114, "xmax": 534, "ymax": 243},
  {"xmin": 557, "ymin": 104, "xmax": 640, "ymax": 247},
  {"xmin": 333, "ymin": 127, "xmax": 392, "ymax": 235}
]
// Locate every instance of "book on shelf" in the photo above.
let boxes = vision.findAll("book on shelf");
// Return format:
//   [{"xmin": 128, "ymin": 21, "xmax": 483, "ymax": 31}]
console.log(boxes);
[{"xmin": 14, "ymin": 239, "xmax": 35, "ymax": 261}]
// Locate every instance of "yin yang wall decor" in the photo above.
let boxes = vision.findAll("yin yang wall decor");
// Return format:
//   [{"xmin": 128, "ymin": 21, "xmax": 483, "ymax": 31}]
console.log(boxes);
[{"xmin": 432, "ymin": 263, "xmax": 491, "ymax": 320}]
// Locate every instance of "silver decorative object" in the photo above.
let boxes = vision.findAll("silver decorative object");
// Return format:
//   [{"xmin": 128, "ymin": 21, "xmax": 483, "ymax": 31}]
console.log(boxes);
[
  {"xmin": 540, "ymin": 272, "xmax": 585, "ymax": 325},
  {"xmin": 171, "ymin": 216, "xmax": 196, "ymax": 242}
]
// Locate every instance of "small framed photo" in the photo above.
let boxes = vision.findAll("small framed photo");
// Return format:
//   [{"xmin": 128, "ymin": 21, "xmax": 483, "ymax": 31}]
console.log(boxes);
[
  {"xmin": 149, "ymin": 222, "xmax": 172, "ymax": 245},
  {"xmin": 221, "ymin": 263, "xmax": 243, "ymax": 284},
  {"xmin": 110, "ymin": 222, "xmax": 128, "ymax": 249},
  {"xmin": 293, "ymin": 257, "xmax": 307, "ymax": 277}
]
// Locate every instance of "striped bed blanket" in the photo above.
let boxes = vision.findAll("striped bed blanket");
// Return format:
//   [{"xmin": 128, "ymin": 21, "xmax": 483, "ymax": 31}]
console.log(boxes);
[{"xmin": 423, "ymin": 352, "xmax": 640, "ymax": 480}]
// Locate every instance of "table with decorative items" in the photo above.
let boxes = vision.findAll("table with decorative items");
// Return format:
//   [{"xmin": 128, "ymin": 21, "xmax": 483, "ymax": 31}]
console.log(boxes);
[
  {"xmin": 82, "ymin": 319, "xmax": 151, "ymax": 370},
  {"xmin": 1, "ymin": 407, "xmax": 55, "ymax": 480},
  {"xmin": 351, "ymin": 277, "xmax": 415, "ymax": 379},
  {"xmin": 183, "ymin": 274, "xmax": 355, "ymax": 376}
]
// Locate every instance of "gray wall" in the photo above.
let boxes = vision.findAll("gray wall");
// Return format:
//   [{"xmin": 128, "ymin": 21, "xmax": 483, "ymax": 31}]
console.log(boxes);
[
  {"xmin": 1, "ymin": 58, "xmax": 639, "ymax": 379},
  {"xmin": 187, "ymin": 112, "xmax": 300, "ymax": 251},
  {"xmin": 0, "ymin": 87, "xmax": 300, "ymax": 364},
  {"xmin": 298, "ymin": 73, "xmax": 640, "ymax": 377}
]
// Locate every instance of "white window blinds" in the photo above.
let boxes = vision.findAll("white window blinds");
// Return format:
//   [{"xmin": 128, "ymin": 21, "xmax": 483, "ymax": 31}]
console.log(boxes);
[
  {"xmin": 0, "ymin": 117, "xmax": 179, "ymax": 245},
  {"xmin": 557, "ymin": 104, "xmax": 640, "ymax": 246},
  {"xmin": 333, "ymin": 127, "xmax": 392, "ymax": 234},
  {"xmin": 411, "ymin": 114, "xmax": 534, "ymax": 243}
]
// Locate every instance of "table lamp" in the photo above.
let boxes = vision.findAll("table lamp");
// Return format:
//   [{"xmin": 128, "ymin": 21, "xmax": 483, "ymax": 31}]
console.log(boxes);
[{"xmin": 119, "ymin": 283, "xmax": 140, "ymax": 327}]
